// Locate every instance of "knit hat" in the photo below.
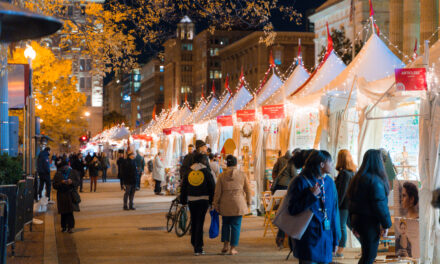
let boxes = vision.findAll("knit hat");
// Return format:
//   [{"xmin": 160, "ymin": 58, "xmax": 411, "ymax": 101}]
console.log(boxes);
[{"xmin": 195, "ymin": 140, "xmax": 206, "ymax": 149}]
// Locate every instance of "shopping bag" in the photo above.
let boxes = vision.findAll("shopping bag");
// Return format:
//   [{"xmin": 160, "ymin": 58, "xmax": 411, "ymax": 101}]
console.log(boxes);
[
  {"xmin": 209, "ymin": 209, "xmax": 219, "ymax": 239},
  {"xmin": 273, "ymin": 194, "xmax": 313, "ymax": 240}
]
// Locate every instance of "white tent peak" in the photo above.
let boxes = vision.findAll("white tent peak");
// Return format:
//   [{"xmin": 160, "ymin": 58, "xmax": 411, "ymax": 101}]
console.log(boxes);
[
  {"xmin": 264, "ymin": 64, "xmax": 310, "ymax": 105},
  {"xmin": 289, "ymin": 50, "xmax": 346, "ymax": 100},
  {"xmin": 254, "ymin": 73, "xmax": 284, "ymax": 106},
  {"xmin": 180, "ymin": 15, "xmax": 192, "ymax": 23}
]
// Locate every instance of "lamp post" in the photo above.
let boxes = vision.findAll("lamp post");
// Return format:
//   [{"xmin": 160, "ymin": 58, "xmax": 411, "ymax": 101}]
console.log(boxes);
[{"xmin": 24, "ymin": 44, "xmax": 36, "ymax": 175}]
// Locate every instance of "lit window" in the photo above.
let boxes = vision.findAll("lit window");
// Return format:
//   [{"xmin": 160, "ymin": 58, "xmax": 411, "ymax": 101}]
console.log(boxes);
[
  {"xmin": 274, "ymin": 50, "xmax": 282, "ymax": 65},
  {"xmin": 160, "ymin": 65, "xmax": 164, "ymax": 72},
  {"xmin": 137, "ymin": 113, "xmax": 141, "ymax": 119},
  {"xmin": 160, "ymin": 85, "xmax": 163, "ymax": 91}
]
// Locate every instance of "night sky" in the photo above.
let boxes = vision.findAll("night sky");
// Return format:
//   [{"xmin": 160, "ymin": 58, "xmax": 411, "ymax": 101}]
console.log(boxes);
[{"xmin": 104, "ymin": 0, "xmax": 326, "ymax": 84}]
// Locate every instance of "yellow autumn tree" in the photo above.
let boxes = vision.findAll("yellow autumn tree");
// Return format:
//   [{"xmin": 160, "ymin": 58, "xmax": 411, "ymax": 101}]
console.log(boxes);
[
  {"xmin": 9, "ymin": 42, "xmax": 86, "ymax": 151},
  {"xmin": 18, "ymin": 0, "xmax": 300, "ymax": 74}
]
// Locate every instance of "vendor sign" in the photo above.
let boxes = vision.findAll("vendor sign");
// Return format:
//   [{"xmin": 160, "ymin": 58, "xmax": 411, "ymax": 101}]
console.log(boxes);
[
  {"xmin": 217, "ymin": 115, "xmax": 233, "ymax": 127},
  {"xmin": 236, "ymin": 109, "xmax": 255, "ymax": 122},
  {"xmin": 132, "ymin": 134, "xmax": 153, "ymax": 141},
  {"xmin": 180, "ymin": 125, "xmax": 194, "ymax": 134},
  {"xmin": 262, "ymin": 104, "xmax": 285, "ymax": 119},
  {"xmin": 395, "ymin": 68, "xmax": 427, "ymax": 91},
  {"xmin": 163, "ymin": 128, "xmax": 172, "ymax": 135}
]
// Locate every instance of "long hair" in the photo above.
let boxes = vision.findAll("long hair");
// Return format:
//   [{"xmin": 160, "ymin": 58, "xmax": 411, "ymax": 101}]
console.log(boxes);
[
  {"xmin": 301, "ymin": 150, "xmax": 332, "ymax": 179},
  {"xmin": 348, "ymin": 149, "xmax": 390, "ymax": 198},
  {"xmin": 336, "ymin": 149, "xmax": 357, "ymax": 172}
]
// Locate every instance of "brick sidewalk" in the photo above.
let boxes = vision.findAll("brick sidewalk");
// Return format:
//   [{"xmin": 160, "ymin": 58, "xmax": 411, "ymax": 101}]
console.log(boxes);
[{"xmin": 6, "ymin": 213, "xmax": 45, "ymax": 264}]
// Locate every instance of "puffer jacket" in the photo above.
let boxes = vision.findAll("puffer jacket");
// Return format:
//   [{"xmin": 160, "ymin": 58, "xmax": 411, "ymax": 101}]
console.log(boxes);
[
  {"xmin": 180, "ymin": 163, "xmax": 215, "ymax": 205},
  {"xmin": 213, "ymin": 167, "xmax": 251, "ymax": 216}
]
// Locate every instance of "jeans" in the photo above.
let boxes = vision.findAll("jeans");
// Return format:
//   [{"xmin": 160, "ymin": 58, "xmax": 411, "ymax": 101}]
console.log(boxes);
[
  {"xmin": 339, "ymin": 209, "xmax": 349, "ymax": 248},
  {"xmin": 38, "ymin": 173, "xmax": 51, "ymax": 200},
  {"xmin": 123, "ymin": 185, "xmax": 136, "ymax": 208},
  {"xmin": 188, "ymin": 200, "xmax": 209, "ymax": 253},
  {"xmin": 61, "ymin": 213, "xmax": 75, "ymax": 229},
  {"xmin": 102, "ymin": 168, "xmax": 107, "ymax": 182},
  {"xmin": 90, "ymin": 176, "xmax": 98, "ymax": 192},
  {"xmin": 154, "ymin": 180, "xmax": 162, "ymax": 194},
  {"xmin": 221, "ymin": 216, "xmax": 243, "ymax": 246},
  {"xmin": 351, "ymin": 214, "xmax": 380, "ymax": 264}
]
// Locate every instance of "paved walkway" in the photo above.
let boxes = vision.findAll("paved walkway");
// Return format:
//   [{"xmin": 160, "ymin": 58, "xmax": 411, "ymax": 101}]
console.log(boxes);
[{"xmin": 40, "ymin": 181, "xmax": 363, "ymax": 264}]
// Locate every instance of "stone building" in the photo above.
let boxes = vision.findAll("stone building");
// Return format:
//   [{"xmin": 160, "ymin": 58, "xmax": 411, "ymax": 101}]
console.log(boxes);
[
  {"xmin": 163, "ymin": 16, "xmax": 195, "ymax": 108},
  {"xmin": 103, "ymin": 78, "xmax": 122, "ymax": 117},
  {"xmin": 308, "ymin": 0, "xmax": 390, "ymax": 65},
  {"xmin": 309, "ymin": 0, "xmax": 440, "ymax": 62},
  {"xmin": 219, "ymin": 32, "xmax": 315, "ymax": 92},
  {"xmin": 192, "ymin": 30, "xmax": 250, "ymax": 100},
  {"xmin": 138, "ymin": 59, "xmax": 164, "ymax": 124}
]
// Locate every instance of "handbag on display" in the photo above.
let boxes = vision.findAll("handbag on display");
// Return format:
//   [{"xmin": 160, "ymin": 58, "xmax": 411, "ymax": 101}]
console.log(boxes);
[{"xmin": 273, "ymin": 176, "xmax": 314, "ymax": 240}]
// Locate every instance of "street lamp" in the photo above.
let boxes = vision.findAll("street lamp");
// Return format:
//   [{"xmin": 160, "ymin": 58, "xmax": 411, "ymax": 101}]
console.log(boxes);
[
  {"xmin": 24, "ymin": 44, "xmax": 36, "ymax": 61},
  {"xmin": 84, "ymin": 111, "xmax": 90, "ymax": 117},
  {"xmin": 24, "ymin": 44, "xmax": 36, "ymax": 175}
]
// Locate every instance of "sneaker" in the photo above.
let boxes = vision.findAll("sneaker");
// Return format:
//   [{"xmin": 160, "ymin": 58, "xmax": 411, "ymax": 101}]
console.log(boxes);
[
  {"xmin": 194, "ymin": 252, "xmax": 200, "ymax": 256},
  {"xmin": 335, "ymin": 253, "xmax": 344, "ymax": 258},
  {"xmin": 61, "ymin": 228, "xmax": 67, "ymax": 233},
  {"xmin": 200, "ymin": 251, "xmax": 206, "ymax": 255},
  {"xmin": 123, "ymin": 207, "xmax": 129, "ymax": 211},
  {"xmin": 129, "ymin": 207, "xmax": 136, "ymax": 210},
  {"xmin": 67, "ymin": 228, "xmax": 74, "ymax": 233}
]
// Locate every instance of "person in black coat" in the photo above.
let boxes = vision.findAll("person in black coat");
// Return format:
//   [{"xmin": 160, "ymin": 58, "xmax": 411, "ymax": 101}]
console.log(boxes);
[
  {"xmin": 180, "ymin": 144, "xmax": 195, "ymax": 180},
  {"xmin": 180, "ymin": 152, "xmax": 215, "ymax": 255},
  {"xmin": 347, "ymin": 149, "xmax": 392, "ymax": 264},
  {"xmin": 89, "ymin": 156, "xmax": 100, "ymax": 192},
  {"xmin": 37, "ymin": 147, "xmax": 52, "ymax": 201},
  {"xmin": 53, "ymin": 159, "xmax": 80, "ymax": 233},
  {"xmin": 117, "ymin": 151, "xmax": 125, "ymax": 190},
  {"xmin": 122, "ymin": 151, "xmax": 137, "ymax": 210},
  {"xmin": 334, "ymin": 149, "xmax": 357, "ymax": 257},
  {"xmin": 71, "ymin": 153, "xmax": 86, "ymax": 192}
]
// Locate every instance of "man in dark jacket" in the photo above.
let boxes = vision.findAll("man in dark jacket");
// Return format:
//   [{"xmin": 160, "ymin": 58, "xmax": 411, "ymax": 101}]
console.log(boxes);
[
  {"xmin": 117, "ymin": 151, "xmax": 125, "ymax": 190},
  {"xmin": 271, "ymin": 150, "xmax": 297, "ymax": 192},
  {"xmin": 180, "ymin": 141, "xmax": 209, "ymax": 181},
  {"xmin": 180, "ymin": 152, "xmax": 215, "ymax": 255},
  {"xmin": 122, "ymin": 151, "xmax": 137, "ymax": 210},
  {"xmin": 134, "ymin": 150, "xmax": 145, "ymax": 190},
  {"xmin": 37, "ymin": 147, "xmax": 52, "ymax": 201},
  {"xmin": 71, "ymin": 153, "xmax": 86, "ymax": 192}
]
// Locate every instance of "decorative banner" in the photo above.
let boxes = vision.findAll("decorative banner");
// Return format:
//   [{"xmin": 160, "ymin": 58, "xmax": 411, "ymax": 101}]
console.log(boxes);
[
  {"xmin": 262, "ymin": 104, "xmax": 285, "ymax": 119},
  {"xmin": 236, "ymin": 109, "xmax": 255, "ymax": 122},
  {"xmin": 395, "ymin": 68, "xmax": 427, "ymax": 91},
  {"xmin": 163, "ymin": 128, "xmax": 172, "ymax": 135},
  {"xmin": 132, "ymin": 134, "xmax": 153, "ymax": 141},
  {"xmin": 217, "ymin": 115, "xmax": 233, "ymax": 127},
  {"xmin": 180, "ymin": 125, "xmax": 194, "ymax": 134},
  {"xmin": 171, "ymin": 127, "xmax": 181, "ymax": 133}
]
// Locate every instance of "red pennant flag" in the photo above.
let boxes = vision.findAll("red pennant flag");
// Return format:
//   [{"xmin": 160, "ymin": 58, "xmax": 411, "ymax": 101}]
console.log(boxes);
[
  {"xmin": 239, "ymin": 67, "xmax": 245, "ymax": 89},
  {"xmin": 211, "ymin": 80, "xmax": 216, "ymax": 95},
  {"xmin": 269, "ymin": 50, "xmax": 275, "ymax": 67},
  {"xmin": 168, "ymin": 99, "xmax": 172, "ymax": 110},
  {"xmin": 413, "ymin": 38, "xmax": 418, "ymax": 59},
  {"xmin": 152, "ymin": 105, "xmax": 156, "ymax": 121},
  {"xmin": 297, "ymin": 38, "xmax": 302, "ymax": 65},
  {"xmin": 374, "ymin": 22, "xmax": 380, "ymax": 36},
  {"xmin": 349, "ymin": 0, "xmax": 355, "ymax": 22},
  {"xmin": 369, "ymin": 0, "xmax": 374, "ymax": 17},
  {"xmin": 184, "ymin": 91, "xmax": 188, "ymax": 103},
  {"xmin": 326, "ymin": 22, "xmax": 333, "ymax": 52},
  {"xmin": 225, "ymin": 74, "xmax": 232, "ymax": 94}
]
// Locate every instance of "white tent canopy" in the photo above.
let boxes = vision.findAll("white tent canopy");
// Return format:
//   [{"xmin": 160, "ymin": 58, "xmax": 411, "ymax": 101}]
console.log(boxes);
[
  {"xmin": 246, "ymin": 72, "xmax": 283, "ymax": 108},
  {"xmin": 288, "ymin": 50, "xmax": 346, "ymax": 105},
  {"xmin": 263, "ymin": 64, "xmax": 310, "ymax": 106},
  {"xmin": 197, "ymin": 96, "xmax": 219, "ymax": 122},
  {"xmin": 218, "ymin": 86, "xmax": 253, "ymax": 116},
  {"xmin": 209, "ymin": 91, "xmax": 231, "ymax": 119}
]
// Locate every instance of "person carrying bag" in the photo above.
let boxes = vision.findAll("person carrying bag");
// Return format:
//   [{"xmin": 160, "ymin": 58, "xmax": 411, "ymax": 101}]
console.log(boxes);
[{"xmin": 274, "ymin": 150, "xmax": 340, "ymax": 264}]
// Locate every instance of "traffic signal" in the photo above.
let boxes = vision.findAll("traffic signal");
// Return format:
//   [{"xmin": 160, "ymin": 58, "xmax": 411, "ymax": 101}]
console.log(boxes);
[{"xmin": 79, "ymin": 135, "xmax": 88, "ymax": 144}]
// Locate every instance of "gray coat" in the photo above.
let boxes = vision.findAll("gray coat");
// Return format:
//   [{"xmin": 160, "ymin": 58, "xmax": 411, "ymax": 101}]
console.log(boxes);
[{"xmin": 152, "ymin": 155, "xmax": 165, "ymax": 182}]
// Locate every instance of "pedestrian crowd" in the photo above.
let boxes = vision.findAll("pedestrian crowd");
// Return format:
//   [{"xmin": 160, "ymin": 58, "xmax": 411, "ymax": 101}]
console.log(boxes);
[{"xmin": 36, "ymin": 139, "xmax": 394, "ymax": 264}]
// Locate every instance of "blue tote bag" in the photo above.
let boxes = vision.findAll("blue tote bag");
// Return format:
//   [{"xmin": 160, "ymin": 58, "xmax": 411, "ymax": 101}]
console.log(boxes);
[{"xmin": 209, "ymin": 209, "xmax": 219, "ymax": 239}]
